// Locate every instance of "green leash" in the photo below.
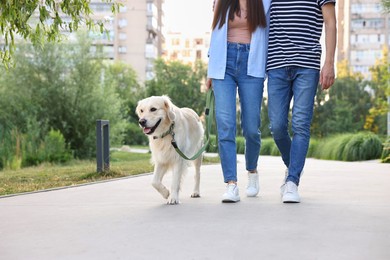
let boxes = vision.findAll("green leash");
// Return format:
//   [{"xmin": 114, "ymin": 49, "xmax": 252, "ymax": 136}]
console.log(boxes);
[{"xmin": 171, "ymin": 89, "xmax": 215, "ymax": 160}]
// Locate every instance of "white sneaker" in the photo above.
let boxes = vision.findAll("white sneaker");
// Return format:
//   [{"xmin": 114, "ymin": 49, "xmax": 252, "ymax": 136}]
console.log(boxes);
[
  {"xmin": 246, "ymin": 172, "xmax": 259, "ymax": 197},
  {"xmin": 281, "ymin": 181, "xmax": 300, "ymax": 203},
  {"xmin": 222, "ymin": 184, "xmax": 240, "ymax": 203}
]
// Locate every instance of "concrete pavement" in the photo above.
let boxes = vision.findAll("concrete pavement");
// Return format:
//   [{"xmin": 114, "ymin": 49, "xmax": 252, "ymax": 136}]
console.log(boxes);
[{"xmin": 0, "ymin": 155, "xmax": 389, "ymax": 260}]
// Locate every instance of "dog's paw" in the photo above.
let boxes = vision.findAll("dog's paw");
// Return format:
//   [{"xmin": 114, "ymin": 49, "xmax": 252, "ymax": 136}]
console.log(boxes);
[
  {"xmin": 167, "ymin": 197, "xmax": 180, "ymax": 205},
  {"xmin": 162, "ymin": 189, "xmax": 170, "ymax": 199},
  {"xmin": 191, "ymin": 193, "xmax": 201, "ymax": 198}
]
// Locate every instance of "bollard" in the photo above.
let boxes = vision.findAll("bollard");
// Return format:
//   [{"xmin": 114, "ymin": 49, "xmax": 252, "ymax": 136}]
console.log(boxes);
[{"xmin": 96, "ymin": 120, "xmax": 110, "ymax": 173}]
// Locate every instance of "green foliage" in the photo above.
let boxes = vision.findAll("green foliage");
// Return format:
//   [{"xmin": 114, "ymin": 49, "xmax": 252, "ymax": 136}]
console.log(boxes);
[
  {"xmin": 260, "ymin": 138, "xmax": 276, "ymax": 155},
  {"xmin": 382, "ymin": 0, "xmax": 390, "ymax": 12},
  {"xmin": 260, "ymin": 97, "xmax": 271, "ymax": 138},
  {"xmin": 123, "ymin": 123, "xmax": 148, "ymax": 146},
  {"xmin": 22, "ymin": 119, "xmax": 48, "ymax": 167},
  {"xmin": 206, "ymin": 135, "xmax": 218, "ymax": 153},
  {"xmin": 381, "ymin": 137, "xmax": 390, "ymax": 163},
  {"xmin": 342, "ymin": 132, "xmax": 382, "ymax": 161},
  {"xmin": 0, "ymin": 34, "xmax": 127, "ymax": 159},
  {"xmin": 312, "ymin": 76, "xmax": 371, "ymax": 137},
  {"xmin": 102, "ymin": 61, "xmax": 147, "ymax": 146},
  {"xmin": 0, "ymin": 0, "xmax": 120, "ymax": 67},
  {"xmin": 311, "ymin": 132, "xmax": 383, "ymax": 161},
  {"xmin": 0, "ymin": 125, "xmax": 22, "ymax": 170},
  {"xmin": 236, "ymin": 136, "xmax": 245, "ymax": 154},
  {"xmin": 312, "ymin": 133, "xmax": 354, "ymax": 160},
  {"xmin": 306, "ymin": 139, "xmax": 319, "ymax": 158},
  {"xmin": 144, "ymin": 59, "xmax": 207, "ymax": 116},
  {"xmin": 365, "ymin": 48, "xmax": 390, "ymax": 135},
  {"xmin": 42, "ymin": 129, "xmax": 72, "ymax": 163}
]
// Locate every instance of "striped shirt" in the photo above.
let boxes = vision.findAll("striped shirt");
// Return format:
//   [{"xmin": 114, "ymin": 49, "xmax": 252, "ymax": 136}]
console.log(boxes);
[{"xmin": 266, "ymin": 0, "xmax": 336, "ymax": 71}]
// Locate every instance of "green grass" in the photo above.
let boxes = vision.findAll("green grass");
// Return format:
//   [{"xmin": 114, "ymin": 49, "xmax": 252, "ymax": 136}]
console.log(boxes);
[{"xmin": 0, "ymin": 151, "xmax": 220, "ymax": 196}]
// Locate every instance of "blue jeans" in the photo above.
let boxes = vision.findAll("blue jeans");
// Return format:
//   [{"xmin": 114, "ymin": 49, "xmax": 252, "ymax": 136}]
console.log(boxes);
[
  {"xmin": 212, "ymin": 42, "xmax": 264, "ymax": 183},
  {"xmin": 267, "ymin": 67, "xmax": 319, "ymax": 186}
]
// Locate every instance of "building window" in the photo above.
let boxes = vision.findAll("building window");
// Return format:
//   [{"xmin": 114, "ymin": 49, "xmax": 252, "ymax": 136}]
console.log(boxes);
[
  {"xmin": 119, "ymin": 32, "xmax": 127, "ymax": 40},
  {"xmin": 119, "ymin": 5, "xmax": 127, "ymax": 13},
  {"xmin": 196, "ymin": 50, "xmax": 202, "ymax": 59},
  {"xmin": 118, "ymin": 46, "xmax": 127, "ymax": 53},
  {"xmin": 118, "ymin": 19, "xmax": 128, "ymax": 28},
  {"xmin": 172, "ymin": 38, "xmax": 180, "ymax": 45},
  {"xmin": 195, "ymin": 38, "xmax": 203, "ymax": 45}
]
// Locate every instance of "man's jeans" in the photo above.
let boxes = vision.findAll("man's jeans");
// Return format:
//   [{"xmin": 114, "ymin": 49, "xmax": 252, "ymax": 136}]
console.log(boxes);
[
  {"xmin": 267, "ymin": 67, "xmax": 319, "ymax": 186},
  {"xmin": 212, "ymin": 42, "xmax": 264, "ymax": 183}
]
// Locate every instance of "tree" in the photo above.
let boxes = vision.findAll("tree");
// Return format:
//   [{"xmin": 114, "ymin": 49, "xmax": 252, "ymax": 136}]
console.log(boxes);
[
  {"xmin": 382, "ymin": 0, "xmax": 390, "ymax": 11},
  {"xmin": 312, "ymin": 70, "xmax": 371, "ymax": 137},
  {"xmin": 103, "ymin": 61, "xmax": 148, "ymax": 145},
  {"xmin": 0, "ymin": 33, "xmax": 127, "ymax": 158},
  {"xmin": 144, "ymin": 59, "xmax": 207, "ymax": 116},
  {"xmin": 0, "ymin": 0, "xmax": 119, "ymax": 67},
  {"xmin": 364, "ymin": 47, "xmax": 390, "ymax": 135}
]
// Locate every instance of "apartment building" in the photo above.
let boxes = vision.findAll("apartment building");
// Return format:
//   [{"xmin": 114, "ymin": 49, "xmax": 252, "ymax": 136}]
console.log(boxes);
[
  {"xmin": 337, "ymin": 0, "xmax": 389, "ymax": 79},
  {"xmin": 116, "ymin": 0, "xmax": 164, "ymax": 82},
  {"xmin": 163, "ymin": 31, "xmax": 210, "ymax": 66}
]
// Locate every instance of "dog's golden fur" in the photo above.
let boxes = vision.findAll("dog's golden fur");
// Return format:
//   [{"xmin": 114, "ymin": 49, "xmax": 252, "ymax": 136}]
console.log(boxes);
[{"xmin": 136, "ymin": 96, "xmax": 204, "ymax": 204}]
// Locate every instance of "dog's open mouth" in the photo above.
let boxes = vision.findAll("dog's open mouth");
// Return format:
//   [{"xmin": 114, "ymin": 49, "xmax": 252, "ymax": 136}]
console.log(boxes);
[{"xmin": 142, "ymin": 119, "xmax": 162, "ymax": 135}]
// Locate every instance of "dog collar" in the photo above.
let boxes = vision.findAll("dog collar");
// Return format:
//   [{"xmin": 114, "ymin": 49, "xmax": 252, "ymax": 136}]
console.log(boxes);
[{"xmin": 153, "ymin": 122, "xmax": 175, "ymax": 139}]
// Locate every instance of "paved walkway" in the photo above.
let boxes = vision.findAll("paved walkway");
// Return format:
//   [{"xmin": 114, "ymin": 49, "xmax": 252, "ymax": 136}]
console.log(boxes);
[{"xmin": 0, "ymin": 155, "xmax": 389, "ymax": 260}]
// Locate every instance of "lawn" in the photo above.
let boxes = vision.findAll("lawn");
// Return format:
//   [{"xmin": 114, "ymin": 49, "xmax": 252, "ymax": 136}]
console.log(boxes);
[{"xmin": 0, "ymin": 151, "xmax": 219, "ymax": 196}]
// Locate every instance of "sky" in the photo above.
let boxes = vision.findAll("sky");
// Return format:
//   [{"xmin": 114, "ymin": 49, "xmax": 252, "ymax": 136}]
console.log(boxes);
[{"xmin": 163, "ymin": 0, "xmax": 214, "ymax": 36}]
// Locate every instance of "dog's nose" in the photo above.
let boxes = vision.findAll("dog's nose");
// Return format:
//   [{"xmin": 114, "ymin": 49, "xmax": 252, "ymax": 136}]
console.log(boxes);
[{"xmin": 139, "ymin": 119, "xmax": 147, "ymax": 127}]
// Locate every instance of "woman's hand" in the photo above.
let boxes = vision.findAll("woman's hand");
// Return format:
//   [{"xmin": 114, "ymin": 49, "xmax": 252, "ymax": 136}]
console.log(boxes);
[{"xmin": 206, "ymin": 78, "xmax": 212, "ymax": 90}]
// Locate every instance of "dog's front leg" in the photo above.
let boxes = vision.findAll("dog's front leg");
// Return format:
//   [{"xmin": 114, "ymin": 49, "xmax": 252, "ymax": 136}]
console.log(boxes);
[
  {"xmin": 168, "ymin": 161, "xmax": 186, "ymax": 205},
  {"xmin": 152, "ymin": 164, "xmax": 170, "ymax": 199}
]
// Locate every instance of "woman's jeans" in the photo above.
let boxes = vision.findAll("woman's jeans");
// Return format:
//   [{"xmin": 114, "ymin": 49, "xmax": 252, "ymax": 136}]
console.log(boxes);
[
  {"xmin": 267, "ymin": 67, "xmax": 319, "ymax": 186},
  {"xmin": 212, "ymin": 42, "xmax": 264, "ymax": 183}
]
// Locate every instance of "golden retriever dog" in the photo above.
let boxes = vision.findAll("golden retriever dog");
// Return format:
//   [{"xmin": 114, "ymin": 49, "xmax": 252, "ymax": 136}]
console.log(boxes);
[{"xmin": 136, "ymin": 96, "xmax": 204, "ymax": 204}]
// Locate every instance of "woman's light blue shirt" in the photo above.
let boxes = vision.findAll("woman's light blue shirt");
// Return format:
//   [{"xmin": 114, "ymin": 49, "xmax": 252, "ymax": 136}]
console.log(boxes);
[{"xmin": 207, "ymin": 0, "xmax": 271, "ymax": 79}]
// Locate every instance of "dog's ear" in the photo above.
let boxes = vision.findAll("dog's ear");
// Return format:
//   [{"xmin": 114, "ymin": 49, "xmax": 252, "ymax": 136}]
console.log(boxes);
[
  {"xmin": 163, "ymin": 96, "xmax": 176, "ymax": 121},
  {"xmin": 135, "ymin": 100, "xmax": 142, "ymax": 116}
]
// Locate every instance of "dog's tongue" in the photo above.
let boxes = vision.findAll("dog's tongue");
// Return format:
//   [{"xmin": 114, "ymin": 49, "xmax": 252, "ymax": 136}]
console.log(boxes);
[{"xmin": 143, "ymin": 127, "xmax": 152, "ymax": 134}]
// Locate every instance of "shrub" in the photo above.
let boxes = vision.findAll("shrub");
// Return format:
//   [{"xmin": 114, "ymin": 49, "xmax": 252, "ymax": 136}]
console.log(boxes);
[
  {"xmin": 342, "ymin": 132, "xmax": 382, "ymax": 161},
  {"xmin": 42, "ymin": 129, "xmax": 72, "ymax": 163},
  {"xmin": 260, "ymin": 138, "xmax": 276, "ymax": 155},
  {"xmin": 0, "ymin": 126, "xmax": 22, "ymax": 170},
  {"xmin": 312, "ymin": 134, "xmax": 354, "ymax": 160},
  {"xmin": 123, "ymin": 122, "xmax": 148, "ymax": 146},
  {"xmin": 307, "ymin": 139, "xmax": 319, "ymax": 158},
  {"xmin": 270, "ymin": 144, "xmax": 281, "ymax": 156},
  {"xmin": 236, "ymin": 136, "xmax": 245, "ymax": 154},
  {"xmin": 206, "ymin": 135, "xmax": 218, "ymax": 153},
  {"xmin": 381, "ymin": 137, "xmax": 390, "ymax": 163}
]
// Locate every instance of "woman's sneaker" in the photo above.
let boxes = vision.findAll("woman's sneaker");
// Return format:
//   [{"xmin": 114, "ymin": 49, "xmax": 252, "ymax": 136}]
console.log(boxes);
[
  {"xmin": 222, "ymin": 183, "xmax": 240, "ymax": 203},
  {"xmin": 281, "ymin": 181, "xmax": 300, "ymax": 203},
  {"xmin": 246, "ymin": 172, "xmax": 259, "ymax": 197}
]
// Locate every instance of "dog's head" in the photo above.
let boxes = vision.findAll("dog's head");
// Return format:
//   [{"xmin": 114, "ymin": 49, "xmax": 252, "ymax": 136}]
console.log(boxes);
[{"xmin": 135, "ymin": 95, "xmax": 176, "ymax": 136}]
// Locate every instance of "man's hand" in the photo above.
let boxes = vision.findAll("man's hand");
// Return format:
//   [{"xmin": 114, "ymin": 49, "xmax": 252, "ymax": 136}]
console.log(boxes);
[{"xmin": 320, "ymin": 63, "xmax": 335, "ymax": 90}]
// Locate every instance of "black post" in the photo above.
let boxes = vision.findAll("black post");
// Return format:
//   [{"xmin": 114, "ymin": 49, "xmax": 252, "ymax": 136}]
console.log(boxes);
[{"xmin": 96, "ymin": 120, "xmax": 110, "ymax": 173}]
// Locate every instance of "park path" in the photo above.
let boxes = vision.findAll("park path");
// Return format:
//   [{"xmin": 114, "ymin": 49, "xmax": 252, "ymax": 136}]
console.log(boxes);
[{"xmin": 0, "ymin": 155, "xmax": 389, "ymax": 260}]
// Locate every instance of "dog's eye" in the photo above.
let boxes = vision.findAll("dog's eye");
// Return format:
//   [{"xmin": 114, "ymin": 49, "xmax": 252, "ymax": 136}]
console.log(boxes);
[
  {"xmin": 150, "ymin": 107, "xmax": 157, "ymax": 112},
  {"xmin": 140, "ymin": 109, "xmax": 144, "ymax": 113}
]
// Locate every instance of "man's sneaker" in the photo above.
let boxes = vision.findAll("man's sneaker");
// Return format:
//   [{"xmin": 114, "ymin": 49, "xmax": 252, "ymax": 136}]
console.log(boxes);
[
  {"xmin": 281, "ymin": 181, "xmax": 300, "ymax": 203},
  {"xmin": 222, "ymin": 183, "xmax": 240, "ymax": 203},
  {"xmin": 246, "ymin": 172, "xmax": 259, "ymax": 197}
]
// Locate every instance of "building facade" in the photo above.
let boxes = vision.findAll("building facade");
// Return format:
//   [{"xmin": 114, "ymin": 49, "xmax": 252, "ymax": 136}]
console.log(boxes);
[
  {"xmin": 89, "ymin": 0, "xmax": 165, "ymax": 83},
  {"xmin": 337, "ymin": 0, "xmax": 389, "ymax": 79},
  {"xmin": 163, "ymin": 31, "xmax": 210, "ymax": 66}
]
